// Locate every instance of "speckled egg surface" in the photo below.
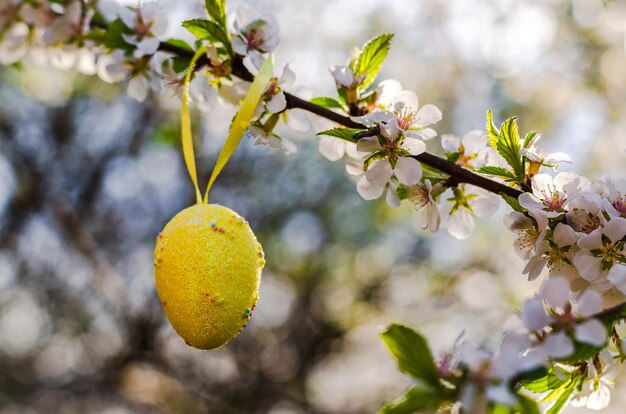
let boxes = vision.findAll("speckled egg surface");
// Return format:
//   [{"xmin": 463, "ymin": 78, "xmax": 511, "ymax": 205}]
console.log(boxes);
[{"xmin": 154, "ymin": 203, "xmax": 265, "ymax": 350}]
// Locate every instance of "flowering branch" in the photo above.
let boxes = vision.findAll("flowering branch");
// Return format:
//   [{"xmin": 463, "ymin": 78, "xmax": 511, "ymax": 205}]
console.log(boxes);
[{"xmin": 153, "ymin": 37, "xmax": 524, "ymax": 200}]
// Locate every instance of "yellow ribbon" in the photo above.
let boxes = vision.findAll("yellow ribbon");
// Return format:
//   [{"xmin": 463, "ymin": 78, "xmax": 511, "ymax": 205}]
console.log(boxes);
[
  {"xmin": 180, "ymin": 49, "xmax": 275, "ymax": 204},
  {"xmin": 181, "ymin": 45, "xmax": 208, "ymax": 204}
]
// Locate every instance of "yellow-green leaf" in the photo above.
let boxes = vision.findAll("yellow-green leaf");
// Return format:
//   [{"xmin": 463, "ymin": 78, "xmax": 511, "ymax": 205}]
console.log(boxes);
[{"xmin": 203, "ymin": 56, "xmax": 274, "ymax": 202}]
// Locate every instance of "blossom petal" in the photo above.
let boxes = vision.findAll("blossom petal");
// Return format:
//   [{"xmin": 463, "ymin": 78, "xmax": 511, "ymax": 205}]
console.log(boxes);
[
  {"xmin": 447, "ymin": 207, "xmax": 475, "ymax": 240},
  {"xmin": 266, "ymin": 91, "xmax": 287, "ymax": 113},
  {"xmin": 318, "ymin": 136, "xmax": 346, "ymax": 161},
  {"xmin": 605, "ymin": 217, "xmax": 626, "ymax": 244},
  {"xmin": 607, "ymin": 263, "xmax": 626, "ymax": 295},
  {"xmin": 278, "ymin": 63, "xmax": 296, "ymax": 88},
  {"xmin": 469, "ymin": 193, "xmax": 500, "ymax": 218},
  {"xmin": 540, "ymin": 277, "xmax": 571, "ymax": 310},
  {"xmin": 356, "ymin": 137, "xmax": 383, "ymax": 155},
  {"xmin": 385, "ymin": 184, "xmax": 401, "ymax": 208},
  {"xmin": 407, "ymin": 128, "xmax": 437, "ymax": 141},
  {"xmin": 286, "ymin": 109, "xmax": 311, "ymax": 134},
  {"xmin": 422, "ymin": 204, "xmax": 440, "ymax": 232},
  {"xmin": 394, "ymin": 156, "xmax": 422, "ymax": 186},
  {"xmin": 441, "ymin": 134, "xmax": 461, "ymax": 153},
  {"xmin": 518, "ymin": 193, "xmax": 546, "ymax": 212},
  {"xmin": 461, "ymin": 130, "xmax": 487, "ymax": 154},
  {"xmin": 127, "ymin": 75, "xmax": 150, "ymax": 102},
  {"xmin": 543, "ymin": 331, "xmax": 574, "ymax": 358},
  {"xmin": 393, "ymin": 90, "xmax": 418, "ymax": 111},
  {"xmin": 414, "ymin": 104, "xmax": 442, "ymax": 126},
  {"xmin": 574, "ymin": 319, "xmax": 607, "ymax": 347},
  {"xmin": 356, "ymin": 175, "xmax": 384, "ymax": 200},
  {"xmin": 573, "ymin": 251, "xmax": 603, "ymax": 282},
  {"xmin": 575, "ymin": 289, "xmax": 603, "ymax": 317},
  {"xmin": 523, "ymin": 256, "xmax": 547, "ymax": 281},
  {"xmin": 521, "ymin": 297, "xmax": 551, "ymax": 331},
  {"xmin": 365, "ymin": 160, "xmax": 393, "ymax": 186},
  {"xmin": 232, "ymin": 35, "xmax": 248, "ymax": 55},
  {"xmin": 135, "ymin": 36, "xmax": 160, "ymax": 56},
  {"xmin": 400, "ymin": 137, "xmax": 426, "ymax": 156}
]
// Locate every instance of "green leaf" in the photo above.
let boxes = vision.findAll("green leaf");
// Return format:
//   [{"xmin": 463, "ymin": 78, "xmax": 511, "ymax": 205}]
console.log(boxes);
[
  {"xmin": 172, "ymin": 55, "xmax": 192, "ymax": 74},
  {"xmin": 381, "ymin": 324, "xmax": 441, "ymax": 389},
  {"xmin": 489, "ymin": 404, "xmax": 513, "ymax": 414},
  {"xmin": 183, "ymin": 19, "xmax": 232, "ymax": 53},
  {"xmin": 83, "ymin": 28, "xmax": 107, "ymax": 44},
  {"xmin": 165, "ymin": 38, "xmax": 194, "ymax": 52},
  {"xmin": 102, "ymin": 19, "xmax": 134, "ymax": 52},
  {"xmin": 517, "ymin": 395, "xmax": 541, "ymax": 414},
  {"xmin": 380, "ymin": 387, "xmax": 441, "ymax": 414},
  {"xmin": 523, "ymin": 131, "xmax": 539, "ymax": 148},
  {"xmin": 488, "ymin": 396, "xmax": 541, "ymax": 414},
  {"xmin": 353, "ymin": 33, "xmax": 394, "ymax": 90},
  {"xmin": 317, "ymin": 127, "xmax": 364, "ymax": 142},
  {"xmin": 205, "ymin": 0, "xmax": 227, "ymax": 28},
  {"xmin": 486, "ymin": 110, "xmax": 500, "ymax": 148},
  {"xmin": 310, "ymin": 96, "xmax": 346, "ymax": 110},
  {"xmin": 500, "ymin": 192, "xmax": 527, "ymax": 213},
  {"xmin": 521, "ymin": 369, "xmax": 569, "ymax": 393},
  {"xmin": 496, "ymin": 117, "xmax": 524, "ymax": 177},
  {"xmin": 475, "ymin": 166, "xmax": 517, "ymax": 180},
  {"xmin": 556, "ymin": 341, "xmax": 603, "ymax": 364},
  {"xmin": 544, "ymin": 377, "xmax": 578, "ymax": 414}
]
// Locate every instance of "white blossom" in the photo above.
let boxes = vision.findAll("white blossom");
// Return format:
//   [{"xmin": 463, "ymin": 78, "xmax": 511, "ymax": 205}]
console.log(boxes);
[
  {"xmin": 406, "ymin": 180, "xmax": 441, "ymax": 232},
  {"xmin": 245, "ymin": 125, "xmax": 296, "ymax": 156},
  {"xmin": 231, "ymin": 5, "xmax": 279, "ymax": 68},
  {"xmin": 521, "ymin": 278, "xmax": 608, "ymax": 359},
  {"xmin": 574, "ymin": 217, "xmax": 626, "ymax": 294},
  {"xmin": 441, "ymin": 185, "xmax": 499, "ymax": 239},
  {"xmin": 262, "ymin": 63, "xmax": 295, "ymax": 113},
  {"xmin": 355, "ymin": 121, "xmax": 425, "ymax": 201},
  {"xmin": 121, "ymin": 3, "xmax": 168, "ymax": 58},
  {"xmin": 571, "ymin": 350, "xmax": 619, "ymax": 410},
  {"xmin": 441, "ymin": 130, "xmax": 491, "ymax": 170},
  {"xmin": 521, "ymin": 133, "xmax": 572, "ymax": 170}
]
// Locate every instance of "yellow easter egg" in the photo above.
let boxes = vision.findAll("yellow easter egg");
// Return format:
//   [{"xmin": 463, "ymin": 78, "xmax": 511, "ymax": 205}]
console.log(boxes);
[{"xmin": 154, "ymin": 203, "xmax": 265, "ymax": 350}]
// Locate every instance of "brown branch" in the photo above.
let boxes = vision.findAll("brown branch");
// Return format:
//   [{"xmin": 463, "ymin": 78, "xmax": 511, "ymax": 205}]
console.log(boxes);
[{"xmin": 158, "ymin": 39, "xmax": 523, "ymax": 199}]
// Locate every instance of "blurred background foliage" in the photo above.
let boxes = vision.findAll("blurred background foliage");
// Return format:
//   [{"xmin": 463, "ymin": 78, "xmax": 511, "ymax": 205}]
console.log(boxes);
[{"xmin": 2, "ymin": 0, "xmax": 626, "ymax": 412}]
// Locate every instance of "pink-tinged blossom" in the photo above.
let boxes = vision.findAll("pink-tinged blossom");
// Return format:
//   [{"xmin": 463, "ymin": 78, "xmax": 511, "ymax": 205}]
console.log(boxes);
[
  {"xmin": 355, "ymin": 90, "xmax": 441, "ymax": 141},
  {"xmin": 519, "ymin": 172, "xmax": 586, "ymax": 218}
]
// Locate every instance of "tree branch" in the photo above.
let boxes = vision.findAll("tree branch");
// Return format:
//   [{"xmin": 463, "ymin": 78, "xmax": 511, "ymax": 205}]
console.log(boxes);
[{"xmin": 159, "ymin": 40, "xmax": 523, "ymax": 199}]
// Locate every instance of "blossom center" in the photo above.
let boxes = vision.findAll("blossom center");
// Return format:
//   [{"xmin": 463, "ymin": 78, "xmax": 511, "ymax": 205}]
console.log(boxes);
[
  {"xmin": 613, "ymin": 192, "xmax": 626, "ymax": 215},
  {"xmin": 395, "ymin": 107, "xmax": 417, "ymax": 130},
  {"xmin": 540, "ymin": 187, "xmax": 565, "ymax": 212},
  {"xmin": 245, "ymin": 22, "xmax": 268, "ymax": 51},
  {"xmin": 409, "ymin": 185, "xmax": 430, "ymax": 207}
]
